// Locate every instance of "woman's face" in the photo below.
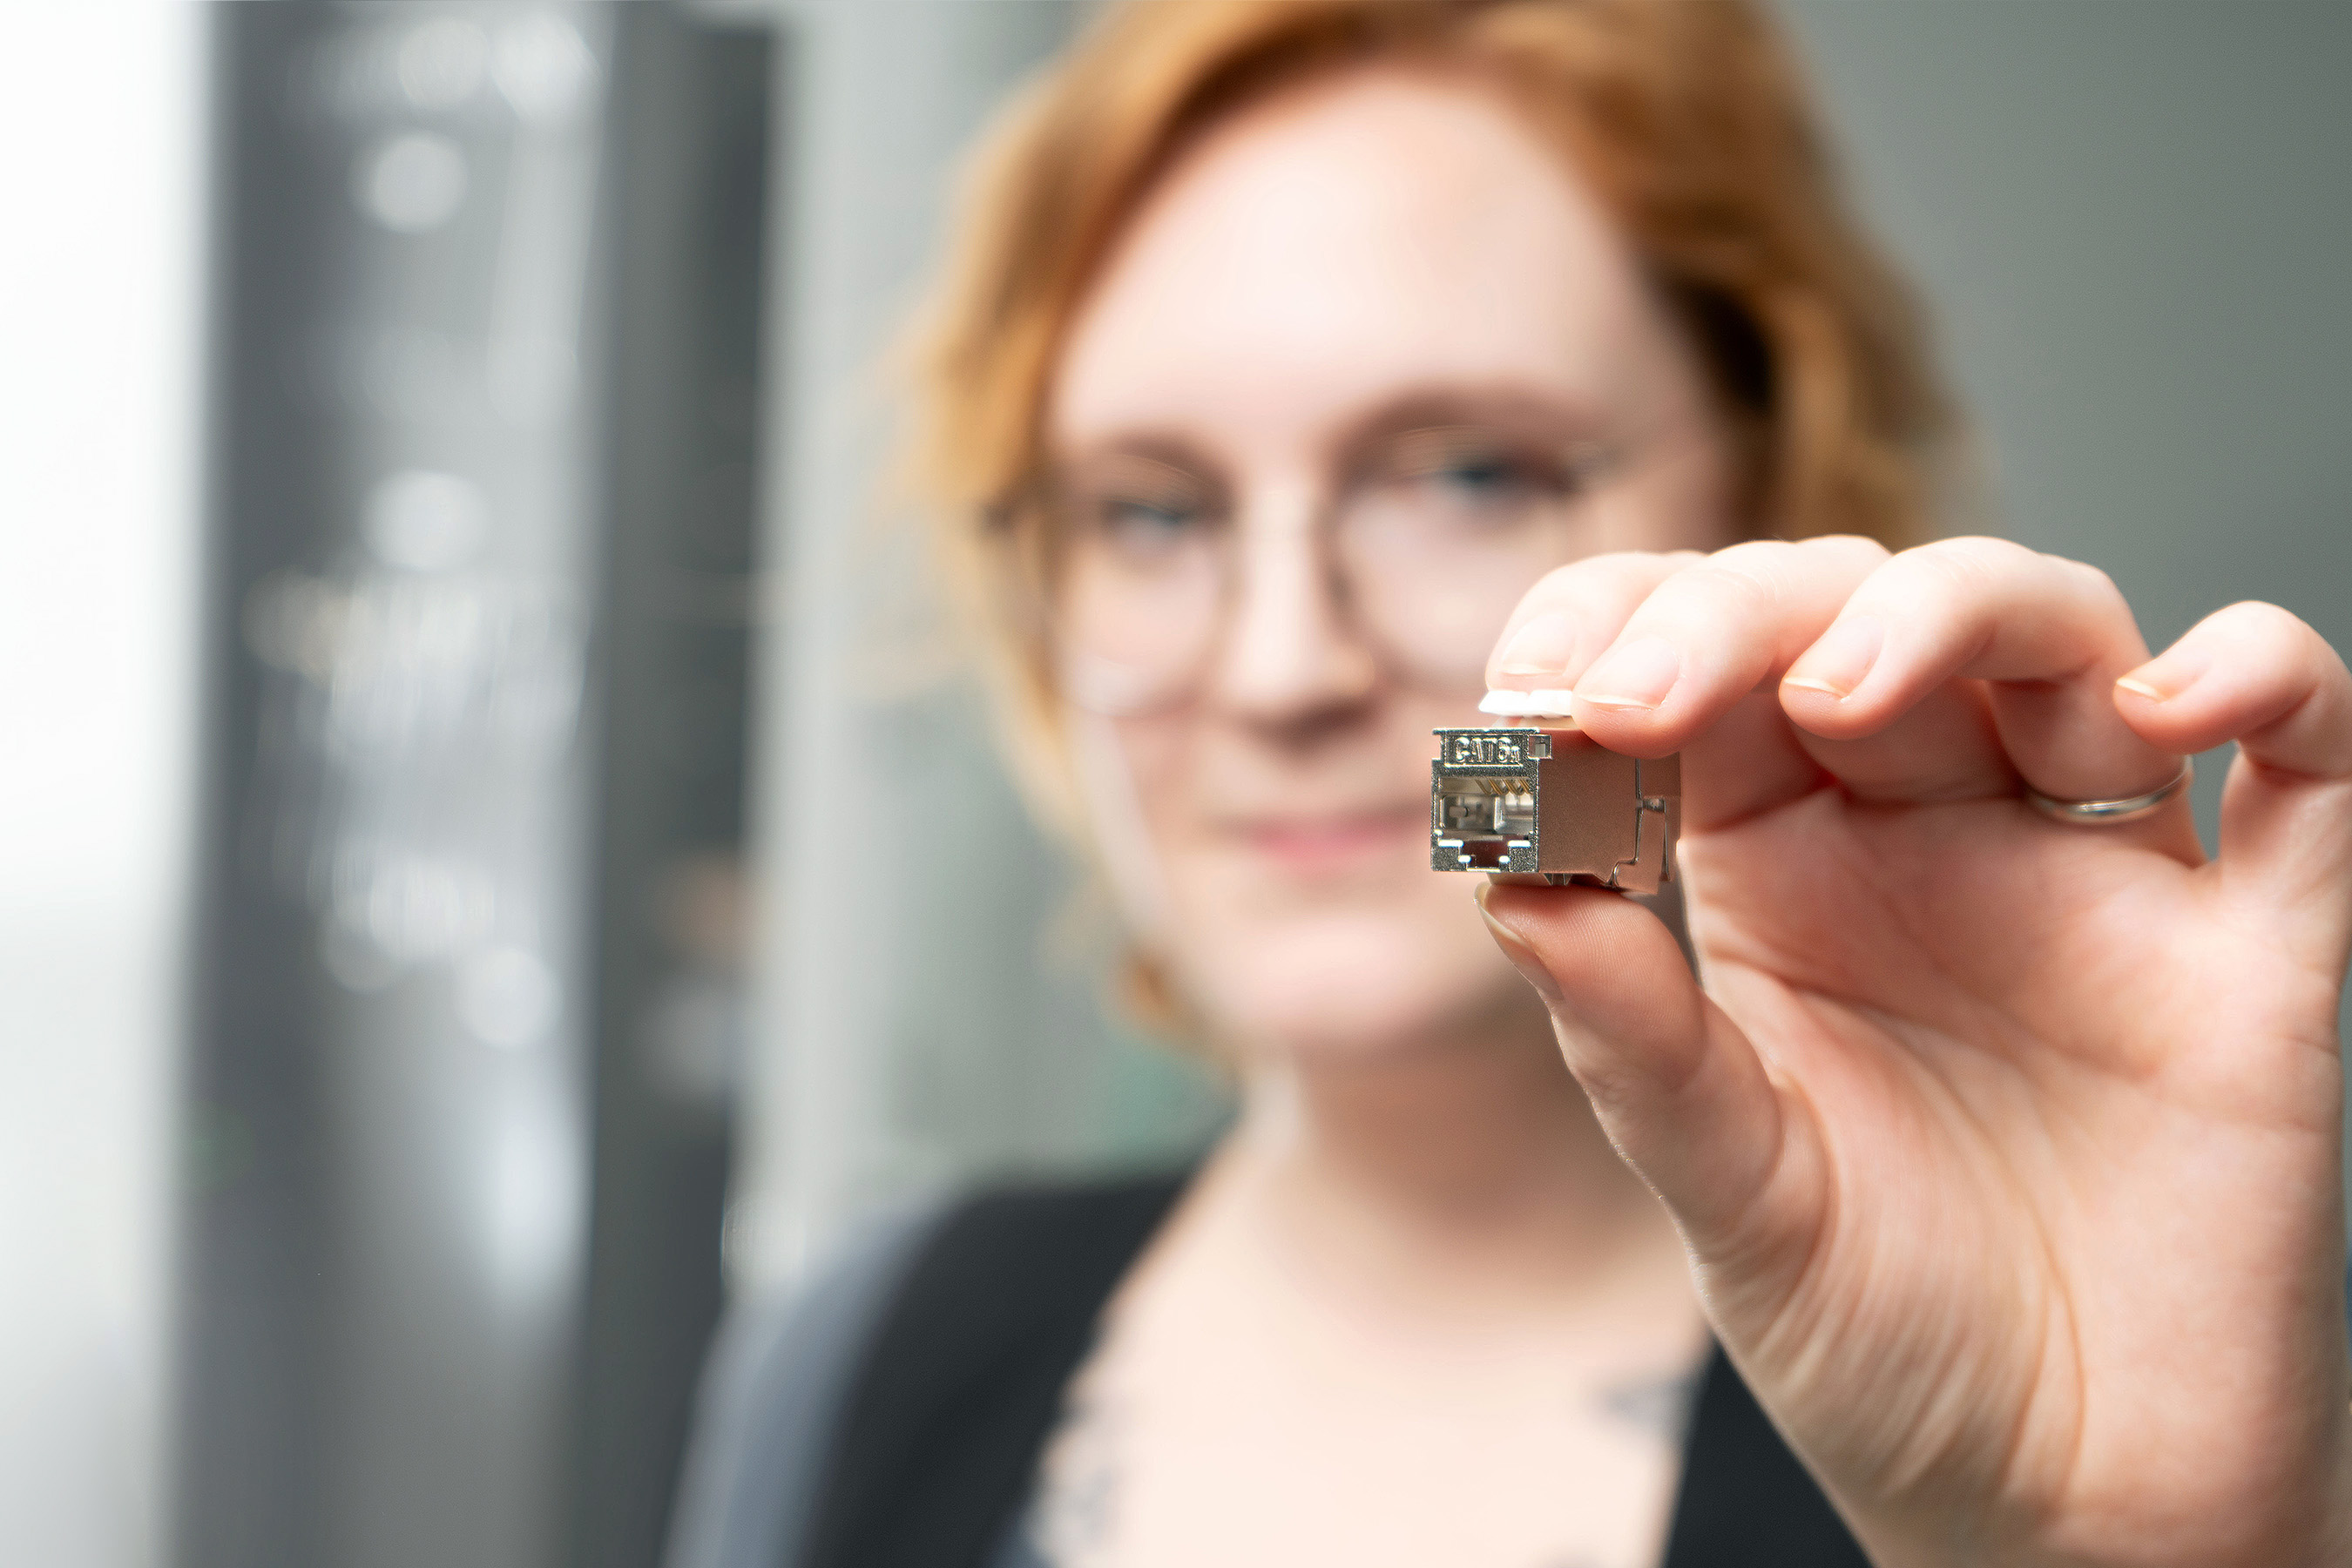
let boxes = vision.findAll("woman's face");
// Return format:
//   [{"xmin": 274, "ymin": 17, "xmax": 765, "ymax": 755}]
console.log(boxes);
[{"xmin": 1047, "ymin": 71, "xmax": 1734, "ymax": 1062}]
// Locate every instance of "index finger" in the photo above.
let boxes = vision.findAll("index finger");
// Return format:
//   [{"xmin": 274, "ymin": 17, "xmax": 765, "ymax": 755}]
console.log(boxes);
[
  {"xmin": 1544, "ymin": 537, "xmax": 1892, "ymax": 824},
  {"xmin": 1483, "ymin": 550, "xmax": 1705, "ymax": 703}
]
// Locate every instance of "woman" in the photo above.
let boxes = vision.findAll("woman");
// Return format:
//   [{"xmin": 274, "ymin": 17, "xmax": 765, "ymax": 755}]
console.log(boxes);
[{"xmin": 672, "ymin": 3, "xmax": 2352, "ymax": 1565}]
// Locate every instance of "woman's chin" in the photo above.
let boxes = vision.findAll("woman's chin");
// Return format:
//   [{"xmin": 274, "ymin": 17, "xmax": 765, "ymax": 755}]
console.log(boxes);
[{"xmin": 1185, "ymin": 915, "xmax": 1529, "ymax": 1063}]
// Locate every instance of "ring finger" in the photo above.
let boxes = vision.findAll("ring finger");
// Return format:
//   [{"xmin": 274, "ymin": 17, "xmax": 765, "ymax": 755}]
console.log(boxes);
[{"xmin": 1777, "ymin": 536, "xmax": 2183, "ymax": 809}]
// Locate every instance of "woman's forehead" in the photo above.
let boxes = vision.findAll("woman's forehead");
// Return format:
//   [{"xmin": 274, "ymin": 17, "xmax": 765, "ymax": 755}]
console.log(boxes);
[{"xmin": 1049, "ymin": 70, "xmax": 1686, "ymax": 464}]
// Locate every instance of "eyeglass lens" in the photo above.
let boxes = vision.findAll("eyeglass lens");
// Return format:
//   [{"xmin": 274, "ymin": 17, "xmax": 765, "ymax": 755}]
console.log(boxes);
[{"xmin": 1047, "ymin": 424, "xmax": 1618, "ymax": 715}]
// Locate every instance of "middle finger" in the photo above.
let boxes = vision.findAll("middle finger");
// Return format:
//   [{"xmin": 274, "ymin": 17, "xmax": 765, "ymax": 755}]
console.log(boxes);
[{"xmin": 1558, "ymin": 535, "xmax": 1892, "ymax": 825}]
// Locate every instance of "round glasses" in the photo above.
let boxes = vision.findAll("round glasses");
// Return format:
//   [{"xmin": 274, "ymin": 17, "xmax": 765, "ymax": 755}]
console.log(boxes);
[{"xmin": 1013, "ymin": 419, "xmax": 1657, "ymax": 717}]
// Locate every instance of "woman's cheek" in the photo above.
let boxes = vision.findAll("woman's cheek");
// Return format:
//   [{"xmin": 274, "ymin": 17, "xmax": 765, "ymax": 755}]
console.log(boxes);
[{"xmin": 1082, "ymin": 709, "xmax": 1193, "ymax": 945}]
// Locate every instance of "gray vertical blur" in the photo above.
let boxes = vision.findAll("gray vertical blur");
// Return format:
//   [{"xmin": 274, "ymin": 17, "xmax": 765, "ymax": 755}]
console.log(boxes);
[
  {"xmin": 571, "ymin": 17, "xmax": 770, "ymax": 1568},
  {"xmin": 732, "ymin": 0, "xmax": 1227, "ymax": 1290},
  {"xmin": 181, "ymin": 7, "xmax": 768, "ymax": 1568},
  {"xmin": 186, "ymin": 14, "xmax": 617, "ymax": 1566}
]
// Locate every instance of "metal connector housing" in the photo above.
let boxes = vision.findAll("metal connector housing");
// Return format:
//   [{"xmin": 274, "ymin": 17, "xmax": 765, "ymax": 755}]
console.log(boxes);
[{"xmin": 1430, "ymin": 727, "xmax": 1680, "ymax": 893}]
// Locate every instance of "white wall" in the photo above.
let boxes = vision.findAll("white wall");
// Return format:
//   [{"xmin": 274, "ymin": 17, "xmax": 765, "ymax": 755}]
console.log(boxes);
[{"xmin": 0, "ymin": 8, "xmax": 202, "ymax": 1567}]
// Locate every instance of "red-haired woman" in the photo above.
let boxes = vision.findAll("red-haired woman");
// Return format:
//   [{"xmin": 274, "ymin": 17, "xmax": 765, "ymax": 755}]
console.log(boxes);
[{"xmin": 673, "ymin": 5, "xmax": 2352, "ymax": 1566}]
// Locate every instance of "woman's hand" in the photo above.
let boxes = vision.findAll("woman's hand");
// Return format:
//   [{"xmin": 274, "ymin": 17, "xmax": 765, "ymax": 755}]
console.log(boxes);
[{"xmin": 1476, "ymin": 536, "xmax": 2352, "ymax": 1568}]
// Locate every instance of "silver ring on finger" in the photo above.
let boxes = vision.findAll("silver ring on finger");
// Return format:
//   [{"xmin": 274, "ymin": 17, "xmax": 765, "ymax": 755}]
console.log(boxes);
[{"xmin": 2022, "ymin": 760, "xmax": 2193, "ymax": 827}]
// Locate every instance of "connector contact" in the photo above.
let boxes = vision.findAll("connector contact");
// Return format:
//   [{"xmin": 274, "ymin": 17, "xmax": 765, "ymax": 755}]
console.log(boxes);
[{"xmin": 1430, "ymin": 727, "xmax": 1679, "ymax": 893}]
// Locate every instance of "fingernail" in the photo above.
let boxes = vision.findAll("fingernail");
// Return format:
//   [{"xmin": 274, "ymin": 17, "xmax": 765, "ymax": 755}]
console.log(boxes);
[
  {"xmin": 1575, "ymin": 635, "xmax": 1680, "ymax": 712},
  {"xmin": 1479, "ymin": 687, "xmax": 1579, "ymax": 719},
  {"xmin": 1495, "ymin": 612, "xmax": 1579, "ymax": 677},
  {"xmin": 1476, "ymin": 883, "xmax": 1563, "ymax": 1004},
  {"xmin": 1783, "ymin": 615, "xmax": 1884, "ymax": 700},
  {"xmin": 2118, "ymin": 646, "xmax": 2211, "ymax": 702}
]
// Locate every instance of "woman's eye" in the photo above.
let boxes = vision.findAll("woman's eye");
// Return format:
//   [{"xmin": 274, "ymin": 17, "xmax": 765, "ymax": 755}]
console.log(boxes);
[
  {"xmin": 1428, "ymin": 455, "xmax": 1531, "ymax": 501},
  {"xmin": 1402, "ymin": 451, "xmax": 1565, "ymax": 515},
  {"xmin": 1095, "ymin": 495, "xmax": 1207, "ymax": 554},
  {"xmin": 1107, "ymin": 497, "xmax": 1195, "ymax": 528},
  {"xmin": 1372, "ymin": 428, "xmax": 1592, "ymax": 519}
]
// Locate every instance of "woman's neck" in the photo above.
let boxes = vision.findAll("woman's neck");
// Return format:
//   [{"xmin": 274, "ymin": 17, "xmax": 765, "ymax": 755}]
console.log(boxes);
[{"xmin": 1215, "ymin": 995, "xmax": 1688, "ymax": 1328}]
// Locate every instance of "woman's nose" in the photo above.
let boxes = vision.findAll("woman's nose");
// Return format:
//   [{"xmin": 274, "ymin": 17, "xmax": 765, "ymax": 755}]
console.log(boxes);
[{"xmin": 1203, "ymin": 483, "xmax": 1382, "ymax": 725}]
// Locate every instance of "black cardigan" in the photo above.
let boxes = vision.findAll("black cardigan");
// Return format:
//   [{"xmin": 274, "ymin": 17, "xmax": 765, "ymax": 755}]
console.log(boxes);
[{"xmin": 672, "ymin": 1172, "xmax": 1873, "ymax": 1568}]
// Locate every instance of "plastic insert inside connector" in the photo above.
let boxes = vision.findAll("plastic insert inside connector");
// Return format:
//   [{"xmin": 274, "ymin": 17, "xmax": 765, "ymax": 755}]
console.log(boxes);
[{"xmin": 1436, "ymin": 778, "xmax": 1535, "ymax": 838}]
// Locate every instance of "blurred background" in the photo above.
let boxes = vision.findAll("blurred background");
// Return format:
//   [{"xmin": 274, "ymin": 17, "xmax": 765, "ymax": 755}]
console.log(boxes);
[{"xmin": 1, "ymin": 3, "xmax": 2345, "ymax": 1567}]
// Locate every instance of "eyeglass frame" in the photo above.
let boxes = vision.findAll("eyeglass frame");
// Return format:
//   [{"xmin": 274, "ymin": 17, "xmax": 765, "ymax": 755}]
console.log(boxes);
[{"xmin": 981, "ymin": 391, "xmax": 1716, "ymax": 719}]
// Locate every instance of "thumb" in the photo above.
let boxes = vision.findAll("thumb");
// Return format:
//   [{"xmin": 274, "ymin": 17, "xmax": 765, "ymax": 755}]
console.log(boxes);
[{"xmin": 1477, "ymin": 880, "xmax": 1793, "ymax": 1251}]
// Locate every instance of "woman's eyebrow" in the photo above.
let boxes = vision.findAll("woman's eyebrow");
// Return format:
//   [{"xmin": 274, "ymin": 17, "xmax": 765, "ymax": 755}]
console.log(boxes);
[
  {"xmin": 1044, "ymin": 430, "xmax": 1227, "ymax": 482},
  {"xmin": 1328, "ymin": 382, "xmax": 1607, "ymax": 454},
  {"xmin": 1044, "ymin": 385, "xmax": 1605, "ymax": 483}
]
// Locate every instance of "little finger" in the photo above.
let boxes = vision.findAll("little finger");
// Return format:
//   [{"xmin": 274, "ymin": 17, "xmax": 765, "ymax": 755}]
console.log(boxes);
[{"xmin": 2117, "ymin": 601, "xmax": 2352, "ymax": 952}]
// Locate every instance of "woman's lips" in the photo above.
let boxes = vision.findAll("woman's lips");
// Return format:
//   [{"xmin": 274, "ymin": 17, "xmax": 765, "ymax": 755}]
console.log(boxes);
[{"xmin": 1233, "ymin": 805, "xmax": 1427, "ymax": 874}]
